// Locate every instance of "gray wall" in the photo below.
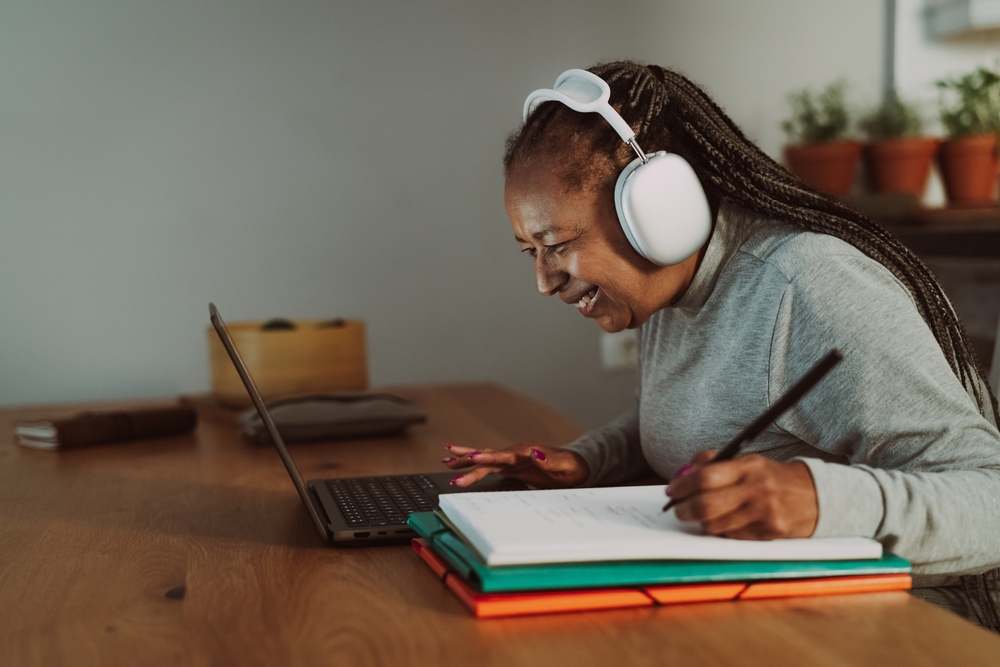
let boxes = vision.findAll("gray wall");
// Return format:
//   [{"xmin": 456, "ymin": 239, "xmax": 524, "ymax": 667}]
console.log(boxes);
[{"xmin": 0, "ymin": 0, "xmax": 881, "ymax": 430}]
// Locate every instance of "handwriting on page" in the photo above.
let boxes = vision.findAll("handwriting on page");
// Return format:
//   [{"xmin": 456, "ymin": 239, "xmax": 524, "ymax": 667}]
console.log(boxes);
[
  {"xmin": 439, "ymin": 486, "xmax": 883, "ymax": 564},
  {"xmin": 448, "ymin": 487, "xmax": 700, "ymax": 536}
]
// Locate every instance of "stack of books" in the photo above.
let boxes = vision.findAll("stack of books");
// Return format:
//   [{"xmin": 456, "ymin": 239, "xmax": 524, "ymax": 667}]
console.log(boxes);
[{"xmin": 407, "ymin": 485, "xmax": 912, "ymax": 619}]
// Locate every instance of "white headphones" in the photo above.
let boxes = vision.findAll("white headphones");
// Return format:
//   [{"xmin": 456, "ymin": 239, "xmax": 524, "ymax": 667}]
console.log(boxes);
[{"xmin": 523, "ymin": 69, "xmax": 712, "ymax": 266}]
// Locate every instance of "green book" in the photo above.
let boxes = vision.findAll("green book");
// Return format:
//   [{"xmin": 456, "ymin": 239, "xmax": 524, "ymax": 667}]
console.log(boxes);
[{"xmin": 407, "ymin": 511, "xmax": 911, "ymax": 594}]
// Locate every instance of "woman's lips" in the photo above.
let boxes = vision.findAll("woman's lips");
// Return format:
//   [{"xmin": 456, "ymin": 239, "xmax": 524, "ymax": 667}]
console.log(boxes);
[{"xmin": 576, "ymin": 287, "xmax": 599, "ymax": 316}]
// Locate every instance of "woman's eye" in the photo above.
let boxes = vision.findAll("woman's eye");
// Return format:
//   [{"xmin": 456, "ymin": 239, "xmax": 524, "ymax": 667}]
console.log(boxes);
[{"xmin": 520, "ymin": 242, "xmax": 568, "ymax": 257}]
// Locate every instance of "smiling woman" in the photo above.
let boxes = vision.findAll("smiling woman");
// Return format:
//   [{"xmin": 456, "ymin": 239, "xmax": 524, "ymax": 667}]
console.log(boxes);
[
  {"xmin": 506, "ymin": 163, "xmax": 703, "ymax": 332},
  {"xmin": 443, "ymin": 61, "xmax": 1000, "ymax": 632}
]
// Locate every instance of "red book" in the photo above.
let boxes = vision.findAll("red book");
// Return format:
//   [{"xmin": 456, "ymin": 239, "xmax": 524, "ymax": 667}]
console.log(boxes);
[{"xmin": 412, "ymin": 539, "xmax": 912, "ymax": 619}]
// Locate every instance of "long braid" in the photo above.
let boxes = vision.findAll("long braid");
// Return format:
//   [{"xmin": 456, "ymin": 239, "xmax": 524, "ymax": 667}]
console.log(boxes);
[
  {"xmin": 505, "ymin": 60, "xmax": 1000, "ymax": 631},
  {"xmin": 634, "ymin": 64, "xmax": 994, "ymax": 419}
]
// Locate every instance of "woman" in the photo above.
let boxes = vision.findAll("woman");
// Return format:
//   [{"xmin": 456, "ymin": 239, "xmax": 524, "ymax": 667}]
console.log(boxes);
[{"xmin": 442, "ymin": 61, "xmax": 1000, "ymax": 630}]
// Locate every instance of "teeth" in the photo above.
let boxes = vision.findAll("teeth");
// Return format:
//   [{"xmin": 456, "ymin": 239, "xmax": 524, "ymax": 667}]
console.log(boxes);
[{"xmin": 577, "ymin": 288, "xmax": 598, "ymax": 308}]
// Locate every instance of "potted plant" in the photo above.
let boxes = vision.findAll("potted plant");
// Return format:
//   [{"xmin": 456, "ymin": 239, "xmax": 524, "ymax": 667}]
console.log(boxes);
[
  {"xmin": 781, "ymin": 80, "xmax": 860, "ymax": 196},
  {"xmin": 859, "ymin": 92, "xmax": 938, "ymax": 196},
  {"xmin": 935, "ymin": 66, "xmax": 1000, "ymax": 205}
]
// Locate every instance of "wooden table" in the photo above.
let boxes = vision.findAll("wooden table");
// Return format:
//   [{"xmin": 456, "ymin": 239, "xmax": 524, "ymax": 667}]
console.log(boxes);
[{"xmin": 2, "ymin": 383, "xmax": 999, "ymax": 666}]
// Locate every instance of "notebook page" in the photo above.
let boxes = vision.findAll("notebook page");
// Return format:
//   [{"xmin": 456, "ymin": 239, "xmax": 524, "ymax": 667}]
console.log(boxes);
[{"xmin": 438, "ymin": 485, "xmax": 882, "ymax": 566}]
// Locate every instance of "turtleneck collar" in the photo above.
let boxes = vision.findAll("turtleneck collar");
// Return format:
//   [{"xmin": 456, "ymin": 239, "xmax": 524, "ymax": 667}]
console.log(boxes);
[{"xmin": 670, "ymin": 202, "xmax": 760, "ymax": 312}]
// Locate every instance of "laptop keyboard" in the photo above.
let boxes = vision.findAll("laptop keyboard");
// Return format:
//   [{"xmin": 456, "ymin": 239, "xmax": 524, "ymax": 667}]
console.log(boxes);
[{"xmin": 327, "ymin": 475, "xmax": 438, "ymax": 527}]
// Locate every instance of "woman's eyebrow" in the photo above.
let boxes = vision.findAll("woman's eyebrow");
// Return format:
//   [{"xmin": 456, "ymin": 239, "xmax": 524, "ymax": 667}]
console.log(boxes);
[{"xmin": 514, "ymin": 228, "xmax": 560, "ymax": 244}]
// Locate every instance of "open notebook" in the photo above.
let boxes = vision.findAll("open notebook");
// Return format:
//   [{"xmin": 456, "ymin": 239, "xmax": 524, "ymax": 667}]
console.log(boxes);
[{"xmin": 438, "ymin": 486, "xmax": 883, "ymax": 566}]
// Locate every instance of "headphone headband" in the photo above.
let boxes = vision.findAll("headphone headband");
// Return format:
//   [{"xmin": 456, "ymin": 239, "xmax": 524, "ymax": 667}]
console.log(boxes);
[
  {"xmin": 523, "ymin": 69, "xmax": 646, "ymax": 163},
  {"xmin": 519, "ymin": 67, "xmax": 712, "ymax": 267}
]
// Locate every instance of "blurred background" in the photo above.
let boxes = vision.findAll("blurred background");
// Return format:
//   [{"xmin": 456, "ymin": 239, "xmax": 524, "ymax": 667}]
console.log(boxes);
[{"xmin": 3, "ymin": 0, "xmax": 1000, "ymax": 429}]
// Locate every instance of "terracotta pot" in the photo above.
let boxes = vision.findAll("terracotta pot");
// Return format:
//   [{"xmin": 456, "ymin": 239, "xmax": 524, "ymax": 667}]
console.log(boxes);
[
  {"xmin": 863, "ymin": 137, "xmax": 940, "ymax": 196},
  {"xmin": 938, "ymin": 133, "xmax": 1000, "ymax": 205},
  {"xmin": 783, "ymin": 141, "xmax": 862, "ymax": 196}
]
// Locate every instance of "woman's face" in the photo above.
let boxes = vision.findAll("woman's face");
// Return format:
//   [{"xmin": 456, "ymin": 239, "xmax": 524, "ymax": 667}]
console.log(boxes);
[{"xmin": 504, "ymin": 164, "xmax": 705, "ymax": 333}]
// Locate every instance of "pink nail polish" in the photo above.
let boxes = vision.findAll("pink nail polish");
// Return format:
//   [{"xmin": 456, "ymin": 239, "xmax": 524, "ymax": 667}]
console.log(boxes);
[
  {"xmin": 445, "ymin": 443, "xmax": 457, "ymax": 449},
  {"xmin": 442, "ymin": 457, "xmax": 455, "ymax": 463},
  {"xmin": 665, "ymin": 486, "xmax": 672, "ymax": 497},
  {"xmin": 450, "ymin": 475, "xmax": 463, "ymax": 484},
  {"xmin": 531, "ymin": 448, "xmax": 547, "ymax": 461},
  {"xmin": 672, "ymin": 463, "xmax": 693, "ymax": 481},
  {"xmin": 470, "ymin": 451, "xmax": 482, "ymax": 456}
]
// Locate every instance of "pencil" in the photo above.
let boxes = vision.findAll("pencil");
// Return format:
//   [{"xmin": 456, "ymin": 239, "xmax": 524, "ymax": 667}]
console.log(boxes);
[{"xmin": 662, "ymin": 349, "xmax": 843, "ymax": 512}]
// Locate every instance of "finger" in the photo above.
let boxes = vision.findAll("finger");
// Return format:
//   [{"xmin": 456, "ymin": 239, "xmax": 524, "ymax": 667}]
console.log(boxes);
[
  {"xmin": 701, "ymin": 505, "xmax": 765, "ymax": 538},
  {"xmin": 443, "ymin": 448, "xmax": 496, "ymax": 468},
  {"xmin": 690, "ymin": 494, "xmax": 760, "ymax": 535},
  {"xmin": 673, "ymin": 484, "xmax": 752, "ymax": 525},
  {"xmin": 667, "ymin": 450, "xmax": 716, "ymax": 487},
  {"xmin": 716, "ymin": 521, "xmax": 775, "ymax": 541},
  {"xmin": 445, "ymin": 445, "xmax": 535, "ymax": 478},
  {"xmin": 466, "ymin": 449, "xmax": 520, "ymax": 467},
  {"xmin": 444, "ymin": 444, "xmax": 481, "ymax": 456},
  {"xmin": 530, "ymin": 448, "xmax": 591, "ymax": 487},
  {"xmin": 690, "ymin": 450, "xmax": 718, "ymax": 466},
  {"xmin": 529, "ymin": 446, "xmax": 565, "ymax": 472},
  {"xmin": 450, "ymin": 449, "xmax": 494, "ymax": 467},
  {"xmin": 450, "ymin": 464, "xmax": 502, "ymax": 488},
  {"xmin": 670, "ymin": 459, "xmax": 747, "ymax": 500},
  {"xmin": 442, "ymin": 456, "xmax": 478, "ymax": 469}
]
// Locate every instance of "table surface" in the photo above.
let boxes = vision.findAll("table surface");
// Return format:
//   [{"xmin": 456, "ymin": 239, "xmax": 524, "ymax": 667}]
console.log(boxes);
[{"xmin": 3, "ymin": 383, "xmax": 1000, "ymax": 666}]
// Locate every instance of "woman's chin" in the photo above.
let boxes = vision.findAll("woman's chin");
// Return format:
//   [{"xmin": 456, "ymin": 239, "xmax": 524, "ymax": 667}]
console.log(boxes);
[{"xmin": 595, "ymin": 315, "xmax": 629, "ymax": 334}]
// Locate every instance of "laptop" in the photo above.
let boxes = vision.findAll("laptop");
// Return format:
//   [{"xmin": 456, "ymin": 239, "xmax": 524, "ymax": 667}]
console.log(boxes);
[{"xmin": 209, "ymin": 303, "xmax": 525, "ymax": 545}]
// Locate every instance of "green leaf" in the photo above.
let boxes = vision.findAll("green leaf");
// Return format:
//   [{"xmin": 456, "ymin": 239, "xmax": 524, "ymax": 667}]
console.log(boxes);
[
  {"xmin": 782, "ymin": 80, "xmax": 851, "ymax": 143},
  {"xmin": 935, "ymin": 66, "xmax": 1000, "ymax": 138}
]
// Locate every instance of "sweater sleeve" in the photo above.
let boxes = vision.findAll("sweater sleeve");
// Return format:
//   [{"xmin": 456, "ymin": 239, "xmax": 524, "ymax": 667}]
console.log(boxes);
[
  {"xmin": 769, "ymin": 253, "xmax": 1000, "ymax": 576},
  {"xmin": 564, "ymin": 398, "xmax": 653, "ymax": 486}
]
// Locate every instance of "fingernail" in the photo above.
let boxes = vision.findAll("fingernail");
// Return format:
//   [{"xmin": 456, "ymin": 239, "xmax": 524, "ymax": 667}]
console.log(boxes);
[
  {"xmin": 665, "ymin": 486, "xmax": 671, "ymax": 497},
  {"xmin": 444, "ymin": 443, "xmax": 457, "ymax": 449},
  {"xmin": 442, "ymin": 457, "xmax": 455, "ymax": 463},
  {"xmin": 671, "ymin": 463, "xmax": 693, "ymax": 481},
  {"xmin": 531, "ymin": 448, "xmax": 547, "ymax": 461},
  {"xmin": 450, "ymin": 475, "xmax": 463, "ymax": 485}
]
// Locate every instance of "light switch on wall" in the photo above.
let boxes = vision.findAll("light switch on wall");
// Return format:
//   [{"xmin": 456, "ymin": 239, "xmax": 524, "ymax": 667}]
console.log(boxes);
[{"xmin": 600, "ymin": 330, "xmax": 638, "ymax": 370}]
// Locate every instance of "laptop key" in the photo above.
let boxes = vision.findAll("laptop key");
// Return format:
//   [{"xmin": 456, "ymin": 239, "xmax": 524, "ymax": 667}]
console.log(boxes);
[{"xmin": 328, "ymin": 475, "xmax": 443, "ymax": 530}]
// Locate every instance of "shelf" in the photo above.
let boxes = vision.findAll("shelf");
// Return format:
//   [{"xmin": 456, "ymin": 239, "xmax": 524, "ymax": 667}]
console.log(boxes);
[{"xmin": 847, "ymin": 195, "xmax": 1000, "ymax": 258}]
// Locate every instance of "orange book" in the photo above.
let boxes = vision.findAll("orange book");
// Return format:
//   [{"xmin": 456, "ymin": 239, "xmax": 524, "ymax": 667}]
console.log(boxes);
[
  {"xmin": 445, "ymin": 573, "xmax": 654, "ymax": 619},
  {"xmin": 738, "ymin": 574, "xmax": 912, "ymax": 600},
  {"xmin": 414, "ymin": 539, "xmax": 654, "ymax": 618},
  {"xmin": 644, "ymin": 583, "xmax": 747, "ymax": 604},
  {"xmin": 411, "ymin": 538, "xmax": 913, "ymax": 619},
  {"xmin": 412, "ymin": 538, "xmax": 451, "ymax": 579}
]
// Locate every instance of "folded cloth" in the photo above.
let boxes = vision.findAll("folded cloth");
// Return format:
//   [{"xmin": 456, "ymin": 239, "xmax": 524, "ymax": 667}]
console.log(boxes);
[{"xmin": 238, "ymin": 393, "xmax": 426, "ymax": 444}]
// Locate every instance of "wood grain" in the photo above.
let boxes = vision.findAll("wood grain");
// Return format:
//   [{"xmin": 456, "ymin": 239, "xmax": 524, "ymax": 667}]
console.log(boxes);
[
  {"xmin": 2, "ymin": 384, "xmax": 999, "ymax": 666},
  {"xmin": 208, "ymin": 318, "xmax": 368, "ymax": 406}
]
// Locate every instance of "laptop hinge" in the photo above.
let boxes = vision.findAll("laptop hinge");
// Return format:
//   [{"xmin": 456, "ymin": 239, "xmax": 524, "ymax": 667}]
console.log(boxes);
[{"xmin": 307, "ymin": 482, "xmax": 335, "ymax": 543}]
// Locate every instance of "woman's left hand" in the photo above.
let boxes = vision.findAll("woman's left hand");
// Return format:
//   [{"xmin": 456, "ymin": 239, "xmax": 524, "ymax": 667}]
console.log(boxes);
[{"xmin": 668, "ymin": 450, "xmax": 819, "ymax": 540}]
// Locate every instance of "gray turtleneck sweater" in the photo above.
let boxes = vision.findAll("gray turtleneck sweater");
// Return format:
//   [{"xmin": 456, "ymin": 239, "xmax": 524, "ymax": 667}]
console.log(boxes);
[{"xmin": 566, "ymin": 203, "xmax": 1000, "ymax": 619}]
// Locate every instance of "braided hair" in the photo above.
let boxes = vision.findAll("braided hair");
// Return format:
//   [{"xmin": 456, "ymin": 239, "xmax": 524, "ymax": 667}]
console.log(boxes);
[{"xmin": 504, "ymin": 60, "xmax": 1000, "ymax": 631}]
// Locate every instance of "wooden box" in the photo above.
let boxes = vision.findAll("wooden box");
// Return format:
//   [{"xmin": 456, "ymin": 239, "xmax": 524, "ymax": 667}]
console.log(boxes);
[{"xmin": 208, "ymin": 319, "xmax": 367, "ymax": 407}]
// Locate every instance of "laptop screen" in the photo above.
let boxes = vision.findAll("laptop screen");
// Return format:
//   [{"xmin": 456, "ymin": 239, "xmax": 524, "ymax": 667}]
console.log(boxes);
[{"xmin": 208, "ymin": 303, "xmax": 328, "ymax": 539}]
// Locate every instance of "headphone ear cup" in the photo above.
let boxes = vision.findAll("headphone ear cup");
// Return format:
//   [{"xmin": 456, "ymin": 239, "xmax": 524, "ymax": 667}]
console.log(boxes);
[{"xmin": 614, "ymin": 152, "xmax": 712, "ymax": 266}]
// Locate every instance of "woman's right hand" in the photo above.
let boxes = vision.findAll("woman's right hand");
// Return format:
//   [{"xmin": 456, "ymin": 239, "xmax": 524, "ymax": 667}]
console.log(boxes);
[{"xmin": 442, "ymin": 442, "xmax": 590, "ymax": 489}]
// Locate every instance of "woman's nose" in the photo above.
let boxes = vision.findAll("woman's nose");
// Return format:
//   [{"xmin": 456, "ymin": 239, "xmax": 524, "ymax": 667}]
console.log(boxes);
[{"xmin": 534, "ymin": 255, "xmax": 567, "ymax": 296}]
